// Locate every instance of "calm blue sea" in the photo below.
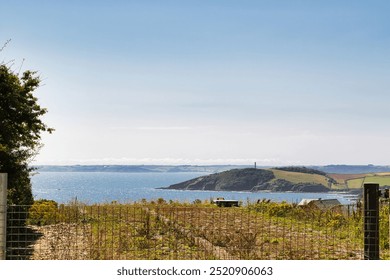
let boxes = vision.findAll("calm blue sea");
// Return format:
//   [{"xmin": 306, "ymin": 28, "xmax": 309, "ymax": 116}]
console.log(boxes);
[{"xmin": 31, "ymin": 172, "xmax": 356, "ymax": 205}]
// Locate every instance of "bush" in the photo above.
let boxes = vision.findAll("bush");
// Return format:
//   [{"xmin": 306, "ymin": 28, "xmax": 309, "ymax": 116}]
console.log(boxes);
[{"xmin": 28, "ymin": 199, "xmax": 59, "ymax": 225}]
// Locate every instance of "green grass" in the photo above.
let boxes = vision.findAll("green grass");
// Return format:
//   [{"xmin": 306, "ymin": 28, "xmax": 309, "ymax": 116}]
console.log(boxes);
[
  {"xmin": 270, "ymin": 169, "xmax": 330, "ymax": 186},
  {"xmin": 347, "ymin": 175, "xmax": 390, "ymax": 189},
  {"xmin": 363, "ymin": 175, "xmax": 390, "ymax": 186},
  {"xmin": 347, "ymin": 178, "xmax": 365, "ymax": 189}
]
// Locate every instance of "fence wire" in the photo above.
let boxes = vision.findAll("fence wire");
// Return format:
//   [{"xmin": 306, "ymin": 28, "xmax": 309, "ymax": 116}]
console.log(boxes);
[{"xmin": 3, "ymin": 201, "xmax": 390, "ymax": 260}]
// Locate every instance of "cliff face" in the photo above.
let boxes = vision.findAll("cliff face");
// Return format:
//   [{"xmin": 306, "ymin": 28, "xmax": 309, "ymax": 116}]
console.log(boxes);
[{"xmin": 165, "ymin": 168, "xmax": 330, "ymax": 192}]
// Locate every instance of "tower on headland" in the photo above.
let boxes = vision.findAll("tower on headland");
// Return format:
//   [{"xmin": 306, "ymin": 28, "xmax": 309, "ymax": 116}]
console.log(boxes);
[{"xmin": 254, "ymin": 162, "xmax": 257, "ymax": 169}]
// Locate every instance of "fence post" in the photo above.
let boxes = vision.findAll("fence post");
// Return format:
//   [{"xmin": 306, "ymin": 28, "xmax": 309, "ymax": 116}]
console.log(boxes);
[
  {"xmin": 363, "ymin": 183, "xmax": 380, "ymax": 260},
  {"xmin": 0, "ymin": 173, "xmax": 7, "ymax": 260}
]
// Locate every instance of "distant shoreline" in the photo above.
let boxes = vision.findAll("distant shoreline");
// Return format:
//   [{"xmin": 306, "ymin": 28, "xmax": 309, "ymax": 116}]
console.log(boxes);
[{"xmin": 32, "ymin": 164, "xmax": 390, "ymax": 174}]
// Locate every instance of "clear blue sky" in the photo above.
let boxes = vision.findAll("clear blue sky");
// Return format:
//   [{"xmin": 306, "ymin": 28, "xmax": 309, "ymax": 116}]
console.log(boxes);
[{"xmin": 2, "ymin": 0, "xmax": 390, "ymax": 165}]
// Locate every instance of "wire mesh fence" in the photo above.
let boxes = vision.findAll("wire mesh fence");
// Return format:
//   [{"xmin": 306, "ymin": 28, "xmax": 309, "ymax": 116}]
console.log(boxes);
[{"xmin": 3, "ymin": 200, "xmax": 390, "ymax": 260}]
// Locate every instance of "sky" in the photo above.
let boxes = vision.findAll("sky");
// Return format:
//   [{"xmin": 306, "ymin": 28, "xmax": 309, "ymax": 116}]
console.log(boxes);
[{"xmin": 1, "ymin": 0, "xmax": 390, "ymax": 166}]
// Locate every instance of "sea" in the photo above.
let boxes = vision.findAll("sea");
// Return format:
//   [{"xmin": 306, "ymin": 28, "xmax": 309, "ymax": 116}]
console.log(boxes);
[{"xmin": 31, "ymin": 172, "xmax": 357, "ymax": 205}]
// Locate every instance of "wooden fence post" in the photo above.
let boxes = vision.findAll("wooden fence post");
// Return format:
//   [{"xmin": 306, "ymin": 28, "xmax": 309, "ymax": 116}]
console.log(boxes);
[
  {"xmin": 364, "ymin": 183, "xmax": 380, "ymax": 260},
  {"xmin": 0, "ymin": 173, "xmax": 7, "ymax": 260}
]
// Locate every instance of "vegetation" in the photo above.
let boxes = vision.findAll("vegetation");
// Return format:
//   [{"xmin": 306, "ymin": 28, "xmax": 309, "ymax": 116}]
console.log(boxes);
[
  {"xmin": 167, "ymin": 168, "xmax": 275, "ymax": 191},
  {"xmin": 347, "ymin": 175, "xmax": 390, "ymax": 189},
  {"xmin": 27, "ymin": 199, "xmax": 59, "ymax": 226},
  {"xmin": 18, "ymin": 199, "xmax": 390, "ymax": 260},
  {"xmin": 270, "ymin": 169, "xmax": 330, "ymax": 186},
  {"xmin": 274, "ymin": 166, "xmax": 327, "ymax": 176},
  {"xmin": 325, "ymin": 173, "xmax": 390, "ymax": 189},
  {"xmin": 167, "ymin": 166, "xmax": 390, "ymax": 192},
  {"xmin": 167, "ymin": 168, "xmax": 335, "ymax": 192},
  {"xmin": 0, "ymin": 40, "xmax": 53, "ymax": 205}
]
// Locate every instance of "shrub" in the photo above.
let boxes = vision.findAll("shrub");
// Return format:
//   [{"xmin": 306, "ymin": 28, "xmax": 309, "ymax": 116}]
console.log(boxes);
[{"xmin": 28, "ymin": 199, "xmax": 59, "ymax": 225}]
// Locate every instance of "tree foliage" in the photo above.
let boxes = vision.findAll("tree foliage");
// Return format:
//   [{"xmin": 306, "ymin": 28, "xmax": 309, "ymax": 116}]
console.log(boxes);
[
  {"xmin": 274, "ymin": 166, "xmax": 327, "ymax": 176},
  {"xmin": 1, "ymin": 43, "xmax": 53, "ymax": 205}
]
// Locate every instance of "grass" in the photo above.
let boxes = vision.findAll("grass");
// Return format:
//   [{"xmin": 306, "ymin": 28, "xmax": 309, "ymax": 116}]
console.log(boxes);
[
  {"xmin": 347, "ymin": 178, "xmax": 365, "ymax": 189},
  {"xmin": 362, "ymin": 175, "xmax": 390, "ymax": 186},
  {"xmin": 270, "ymin": 169, "xmax": 330, "ymax": 186},
  {"xmin": 326, "ymin": 172, "xmax": 390, "ymax": 189},
  {"xmin": 347, "ymin": 175, "xmax": 390, "ymax": 189},
  {"xmin": 22, "ymin": 199, "xmax": 390, "ymax": 260}
]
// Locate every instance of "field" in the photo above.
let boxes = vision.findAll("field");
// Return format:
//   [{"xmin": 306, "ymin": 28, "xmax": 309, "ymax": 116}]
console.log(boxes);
[
  {"xmin": 269, "ymin": 169, "xmax": 330, "ymax": 186},
  {"xmin": 349, "ymin": 175, "xmax": 390, "ymax": 188},
  {"xmin": 6, "ymin": 199, "xmax": 390, "ymax": 260},
  {"xmin": 327, "ymin": 173, "xmax": 390, "ymax": 189},
  {"xmin": 327, "ymin": 173, "xmax": 368, "ymax": 184}
]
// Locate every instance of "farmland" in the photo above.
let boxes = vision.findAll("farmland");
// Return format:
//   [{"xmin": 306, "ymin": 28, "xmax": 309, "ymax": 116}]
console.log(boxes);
[
  {"xmin": 270, "ymin": 169, "xmax": 330, "ymax": 186},
  {"xmin": 327, "ymin": 173, "xmax": 390, "ymax": 189}
]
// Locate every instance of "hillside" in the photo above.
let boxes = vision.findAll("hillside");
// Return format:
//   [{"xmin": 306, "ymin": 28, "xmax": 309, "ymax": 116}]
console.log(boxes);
[
  {"xmin": 165, "ymin": 168, "xmax": 331, "ymax": 192},
  {"xmin": 327, "ymin": 173, "xmax": 390, "ymax": 189}
]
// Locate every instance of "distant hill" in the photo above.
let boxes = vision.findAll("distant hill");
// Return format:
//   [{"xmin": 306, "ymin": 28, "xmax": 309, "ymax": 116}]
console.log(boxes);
[
  {"xmin": 33, "ymin": 165, "xmax": 252, "ymax": 173},
  {"xmin": 310, "ymin": 165, "xmax": 390, "ymax": 174},
  {"xmin": 33, "ymin": 164, "xmax": 390, "ymax": 174},
  {"xmin": 164, "ymin": 168, "xmax": 331, "ymax": 193}
]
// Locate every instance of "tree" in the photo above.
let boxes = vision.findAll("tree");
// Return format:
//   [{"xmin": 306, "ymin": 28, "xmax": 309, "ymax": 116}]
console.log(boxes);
[{"xmin": 0, "ymin": 43, "xmax": 53, "ymax": 205}]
